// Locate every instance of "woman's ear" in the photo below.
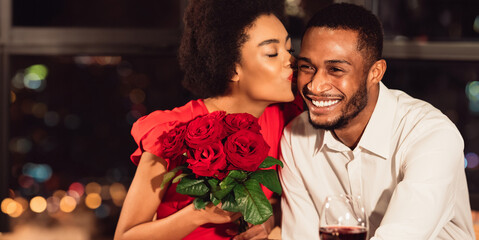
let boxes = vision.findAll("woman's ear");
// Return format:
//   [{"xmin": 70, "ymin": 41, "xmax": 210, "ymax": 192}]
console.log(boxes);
[
  {"xmin": 231, "ymin": 63, "xmax": 242, "ymax": 82},
  {"xmin": 367, "ymin": 59, "xmax": 387, "ymax": 84}
]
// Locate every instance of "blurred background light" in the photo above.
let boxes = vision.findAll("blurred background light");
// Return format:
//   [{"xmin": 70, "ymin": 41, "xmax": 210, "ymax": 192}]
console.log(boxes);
[
  {"xmin": 30, "ymin": 196, "xmax": 47, "ymax": 213},
  {"xmin": 474, "ymin": 16, "xmax": 479, "ymax": 33},
  {"xmin": 94, "ymin": 204, "xmax": 111, "ymax": 219},
  {"xmin": 23, "ymin": 163, "xmax": 53, "ymax": 183},
  {"xmin": 85, "ymin": 193, "xmax": 102, "ymax": 209},
  {"xmin": 59, "ymin": 196, "xmax": 77, "ymax": 213},
  {"xmin": 110, "ymin": 183, "xmax": 126, "ymax": 207},
  {"xmin": 466, "ymin": 152, "xmax": 479, "ymax": 169},
  {"xmin": 46, "ymin": 196, "xmax": 60, "ymax": 214},
  {"xmin": 85, "ymin": 182, "xmax": 102, "ymax": 195},
  {"xmin": 44, "ymin": 111, "xmax": 60, "ymax": 127},
  {"xmin": 9, "ymin": 137, "xmax": 33, "ymax": 154}
]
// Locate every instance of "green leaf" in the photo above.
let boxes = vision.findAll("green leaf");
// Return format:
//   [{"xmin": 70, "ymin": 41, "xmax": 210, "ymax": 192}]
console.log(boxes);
[
  {"xmin": 207, "ymin": 178, "xmax": 235, "ymax": 200},
  {"xmin": 160, "ymin": 165, "xmax": 187, "ymax": 189},
  {"xmin": 221, "ymin": 193, "xmax": 241, "ymax": 212},
  {"xmin": 176, "ymin": 178, "xmax": 210, "ymax": 196},
  {"xmin": 193, "ymin": 197, "xmax": 209, "ymax": 209},
  {"xmin": 172, "ymin": 173, "xmax": 189, "ymax": 184},
  {"xmin": 219, "ymin": 170, "xmax": 247, "ymax": 189},
  {"xmin": 233, "ymin": 179, "xmax": 273, "ymax": 225},
  {"xmin": 210, "ymin": 193, "xmax": 220, "ymax": 206},
  {"xmin": 259, "ymin": 156, "xmax": 283, "ymax": 169},
  {"xmin": 249, "ymin": 170, "xmax": 282, "ymax": 195}
]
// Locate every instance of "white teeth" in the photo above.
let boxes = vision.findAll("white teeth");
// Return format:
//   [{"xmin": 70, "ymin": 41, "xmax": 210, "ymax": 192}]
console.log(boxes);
[{"xmin": 312, "ymin": 99, "xmax": 339, "ymax": 107}]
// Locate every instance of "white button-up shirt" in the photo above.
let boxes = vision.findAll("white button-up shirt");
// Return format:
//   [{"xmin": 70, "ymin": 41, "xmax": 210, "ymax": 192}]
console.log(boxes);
[{"xmin": 280, "ymin": 82, "xmax": 475, "ymax": 240}]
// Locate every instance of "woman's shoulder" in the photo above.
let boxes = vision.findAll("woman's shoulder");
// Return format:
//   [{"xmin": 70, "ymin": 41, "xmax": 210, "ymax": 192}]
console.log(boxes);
[{"xmin": 132, "ymin": 99, "xmax": 207, "ymax": 140}]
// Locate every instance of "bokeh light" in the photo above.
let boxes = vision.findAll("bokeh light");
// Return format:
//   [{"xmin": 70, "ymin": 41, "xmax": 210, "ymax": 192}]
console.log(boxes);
[
  {"xmin": 10, "ymin": 91, "xmax": 16, "ymax": 103},
  {"xmin": 9, "ymin": 137, "xmax": 33, "ymax": 154},
  {"xmin": 18, "ymin": 174, "xmax": 35, "ymax": 188},
  {"xmin": 53, "ymin": 190, "xmax": 67, "ymax": 199},
  {"xmin": 474, "ymin": 16, "xmax": 479, "ymax": 33},
  {"xmin": 46, "ymin": 196, "xmax": 60, "ymax": 214},
  {"xmin": 59, "ymin": 196, "xmax": 77, "ymax": 213},
  {"xmin": 69, "ymin": 182, "xmax": 85, "ymax": 197},
  {"xmin": 85, "ymin": 193, "xmax": 102, "ymax": 209},
  {"xmin": 30, "ymin": 196, "xmax": 47, "ymax": 213},
  {"xmin": 129, "ymin": 89, "xmax": 146, "ymax": 104},
  {"xmin": 1, "ymin": 198, "xmax": 15, "ymax": 214},
  {"xmin": 94, "ymin": 204, "xmax": 111, "ymax": 219},
  {"xmin": 32, "ymin": 103, "xmax": 48, "ymax": 118},
  {"xmin": 466, "ymin": 152, "xmax": 479, "ymax": 169},
  {"xmin": 24, "ymin": 64, "xmax": 48, "ymax": 91},
  {"xmin": 23, "ymin": 163, "xmax": 53, "ymax": 183},
  {"xmin": 85, "ymin": 182, "xmax": 102, "ymax": 195},
  {"xmin": 110, "ymin": 183, "xmax": 127, "ymax": 207},
  {"xmin": 466, "ymin": 81, "xmax": 479, "ymax": 102},
  {"xmin": 44, "ymin": 111, "xmax": 60, "ymax": 127}
]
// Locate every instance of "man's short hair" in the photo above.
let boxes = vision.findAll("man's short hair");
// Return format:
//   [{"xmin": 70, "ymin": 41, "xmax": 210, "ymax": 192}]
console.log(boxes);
[{"xmin": 304, "ymin": 3, "xmax": 383, "ymax": 66}]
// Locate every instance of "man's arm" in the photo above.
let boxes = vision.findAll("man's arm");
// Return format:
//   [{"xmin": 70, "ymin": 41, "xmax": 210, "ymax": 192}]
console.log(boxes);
[
  {"xmin": 372, "ymin": 127, "xmax": 472, "ymax": 240},
  {"xmin": 280, "ymin": 126, "xmax": 320, "ymax": 240}
]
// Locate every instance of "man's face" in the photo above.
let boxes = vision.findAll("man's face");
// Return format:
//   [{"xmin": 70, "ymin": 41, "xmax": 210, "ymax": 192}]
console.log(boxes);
[{"xmin": 297, "ymin": 27, "xmax": 370, "ymax": 130}]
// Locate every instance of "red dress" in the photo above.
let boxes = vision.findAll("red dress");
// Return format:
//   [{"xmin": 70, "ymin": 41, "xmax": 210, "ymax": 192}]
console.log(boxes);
[{"xmin": 130, "ymin": 99, "xmax": 302, "ymax": 239}]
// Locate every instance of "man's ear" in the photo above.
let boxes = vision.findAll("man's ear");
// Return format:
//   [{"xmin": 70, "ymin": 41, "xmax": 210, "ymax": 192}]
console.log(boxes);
[
  {"xmin": 368, "ymin": 59, "xmax": 387, "ymax": 84},
  {"xmin": 231, "ymin": 63, "xmax": 242, "ymax": 82}
]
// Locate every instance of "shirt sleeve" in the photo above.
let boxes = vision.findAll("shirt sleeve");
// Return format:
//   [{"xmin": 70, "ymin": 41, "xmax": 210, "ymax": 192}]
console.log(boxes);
[
  {"xmin": 280, "ymin": 123, "xmax": 320, "ymax": 240},
  {"xmin": 371, "ymin": 127, "xmax": 467, "ymax": 240}
]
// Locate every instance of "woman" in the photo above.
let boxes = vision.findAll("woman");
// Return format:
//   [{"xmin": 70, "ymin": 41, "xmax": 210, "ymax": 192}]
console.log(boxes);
[{"xmin": 114, "ymin": 0, "xmax": 302, "ymax": 239}]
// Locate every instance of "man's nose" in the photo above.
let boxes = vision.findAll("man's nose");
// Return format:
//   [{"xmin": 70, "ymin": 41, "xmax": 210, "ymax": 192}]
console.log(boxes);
[{"xmin": 308, "ymin": 71, "xmax": 332, "ymax": 93}]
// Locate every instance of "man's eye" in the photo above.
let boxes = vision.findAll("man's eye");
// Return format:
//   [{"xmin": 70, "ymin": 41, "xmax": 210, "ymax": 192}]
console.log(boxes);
[
  {"xmin": 330, "ymin": 67, "xmax": 343, "ymax": 72},
  {"xmin": 299, "ymin": 65, "xmax": 315, "ymax": 73}
]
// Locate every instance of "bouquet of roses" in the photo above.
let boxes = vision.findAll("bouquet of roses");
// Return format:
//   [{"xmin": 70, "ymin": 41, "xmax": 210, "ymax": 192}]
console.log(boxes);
[{"xmin": 159, "ymin": 111, "xmax": 283, "ymax": 226}]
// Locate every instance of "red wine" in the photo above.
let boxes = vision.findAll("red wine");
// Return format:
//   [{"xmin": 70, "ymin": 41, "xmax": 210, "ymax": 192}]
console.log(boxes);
[{"xmin": 319, "ymin": 226, "xmax": 367, "ymax": 240}]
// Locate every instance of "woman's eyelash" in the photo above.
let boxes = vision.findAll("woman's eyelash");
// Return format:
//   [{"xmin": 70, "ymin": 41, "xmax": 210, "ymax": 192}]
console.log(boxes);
[
  {"xmin": 267, "ymin": 53, "xmax": 278, "ymax": 57},
  {"xmin": 288, "ymin": 49, "xmax": 295, "ymax": 54}
]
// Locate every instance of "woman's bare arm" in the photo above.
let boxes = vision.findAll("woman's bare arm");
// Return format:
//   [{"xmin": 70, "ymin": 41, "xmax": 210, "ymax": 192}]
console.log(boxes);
[{"xmin": 114, "ymin": 152, "xmax": 241, "ymax": 240}]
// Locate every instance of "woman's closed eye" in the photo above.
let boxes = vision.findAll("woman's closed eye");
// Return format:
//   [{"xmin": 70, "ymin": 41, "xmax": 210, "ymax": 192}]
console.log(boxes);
[{"xmin": 267, "ymin": 53, "xmax": 278, "ymax": 57}]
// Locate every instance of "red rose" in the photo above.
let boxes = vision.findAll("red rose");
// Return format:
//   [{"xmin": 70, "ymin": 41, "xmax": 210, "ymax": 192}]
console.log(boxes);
[
  {"xmin": 158, "ymin": 123, "xmax": 187, "ymax": 160},
  {"xmin": 186, "ymin": 142, "xmax": 228, "ymax": 179},
  {"xmin": 223, "ymin": 113, "xmax": 261, "ymax": 135},
  {"xmin": 185, "ymin": 111, "xmax": 226, "ymax": 148},
  {"xmin": 224, "ymin": 129, "xmax": 270, "ymax": 172}
]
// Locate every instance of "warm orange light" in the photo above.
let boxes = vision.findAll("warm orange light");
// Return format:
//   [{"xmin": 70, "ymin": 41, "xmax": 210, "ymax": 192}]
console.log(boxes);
[
  {"xmin": 1, "ymin": 198, "xmax": 14, "ymax": 214},
  {"xmin": 85, "ymin": 182, "xmax": 101, "ymax": 194},
  {"xmin": 85, "ymin": 193, "xmax": 102, "ymax": 209},
  {"xmin": 110, "ymin": 183, "xmax": 127, "ymax": 207},
  {"xmin": 53, "ymin": 190, "xmax": 67, "ymax": 199},
  {"xmin": 10, "ymin": 91, "xmax": 16, "ymax": 103},
  {"xmin": 30, "ymin": 196, "xmax": 47, "ymax": 213},
  {"xmin": 59, "ymin": 196, "xmax": 77, "ymax": 213}
]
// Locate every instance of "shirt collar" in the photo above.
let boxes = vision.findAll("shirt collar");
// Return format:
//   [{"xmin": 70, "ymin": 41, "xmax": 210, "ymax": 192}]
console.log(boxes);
[{"xmin": 356, "ymin": 82, "xmax": 396, "ymax": 159}]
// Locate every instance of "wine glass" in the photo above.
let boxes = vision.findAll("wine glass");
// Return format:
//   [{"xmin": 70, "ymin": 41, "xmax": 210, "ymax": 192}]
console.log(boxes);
[{"xmin": 319, "ymin": 194, "xmax": 368, "ymax": 240}]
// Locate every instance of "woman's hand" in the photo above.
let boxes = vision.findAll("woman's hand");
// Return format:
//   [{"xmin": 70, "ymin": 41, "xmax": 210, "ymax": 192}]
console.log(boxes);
[
  {"xmin": 229, "ymin": 215, "xmax": 275, "ymax": 240},
  {"xmin": 196, "ymin": 203, "xmax": 243, "ymax": 225}
]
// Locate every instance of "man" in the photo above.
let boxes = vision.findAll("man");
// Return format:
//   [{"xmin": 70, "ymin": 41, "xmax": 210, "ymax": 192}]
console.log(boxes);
[{"xmin": 280, "ymin": 3, "xmax": 475, "ymax": 240}]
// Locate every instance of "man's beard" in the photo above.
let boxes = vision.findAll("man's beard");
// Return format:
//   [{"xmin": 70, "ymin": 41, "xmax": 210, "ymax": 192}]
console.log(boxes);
[{"xmin": 305, "ymin": 79, "xmax": 368, "ymax": 130}]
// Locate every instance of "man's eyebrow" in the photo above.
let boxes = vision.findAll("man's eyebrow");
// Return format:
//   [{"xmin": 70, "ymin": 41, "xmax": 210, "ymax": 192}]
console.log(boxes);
[
  {"xmin": 297, "ymin": 56, "xmax": 313, "ymax": 64},
  {"xmin": 326, "ymin": 59, "xmax": 352, "ymax": 65},
  {"xmin": 258, "ymin": 39, "xmax": 280, "ymax": 47}
]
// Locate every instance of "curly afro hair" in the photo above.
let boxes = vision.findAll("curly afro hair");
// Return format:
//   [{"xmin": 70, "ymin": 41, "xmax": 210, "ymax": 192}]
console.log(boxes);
[{"xmin": 179, "ymin": 0, "xmax": 286, "ymax": 99}]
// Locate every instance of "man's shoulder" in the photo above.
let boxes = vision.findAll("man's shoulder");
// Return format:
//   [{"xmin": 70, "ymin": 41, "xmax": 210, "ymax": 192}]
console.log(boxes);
[{"xmin": 389, "ymin": 88, "xmax": 462, "ymax": 141}]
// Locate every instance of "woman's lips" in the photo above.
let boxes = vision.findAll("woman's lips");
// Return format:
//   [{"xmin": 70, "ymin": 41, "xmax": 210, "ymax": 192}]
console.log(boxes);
[{"xmin": 288, "ymin": 74, "xmax": 293, "ymax": 82}]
